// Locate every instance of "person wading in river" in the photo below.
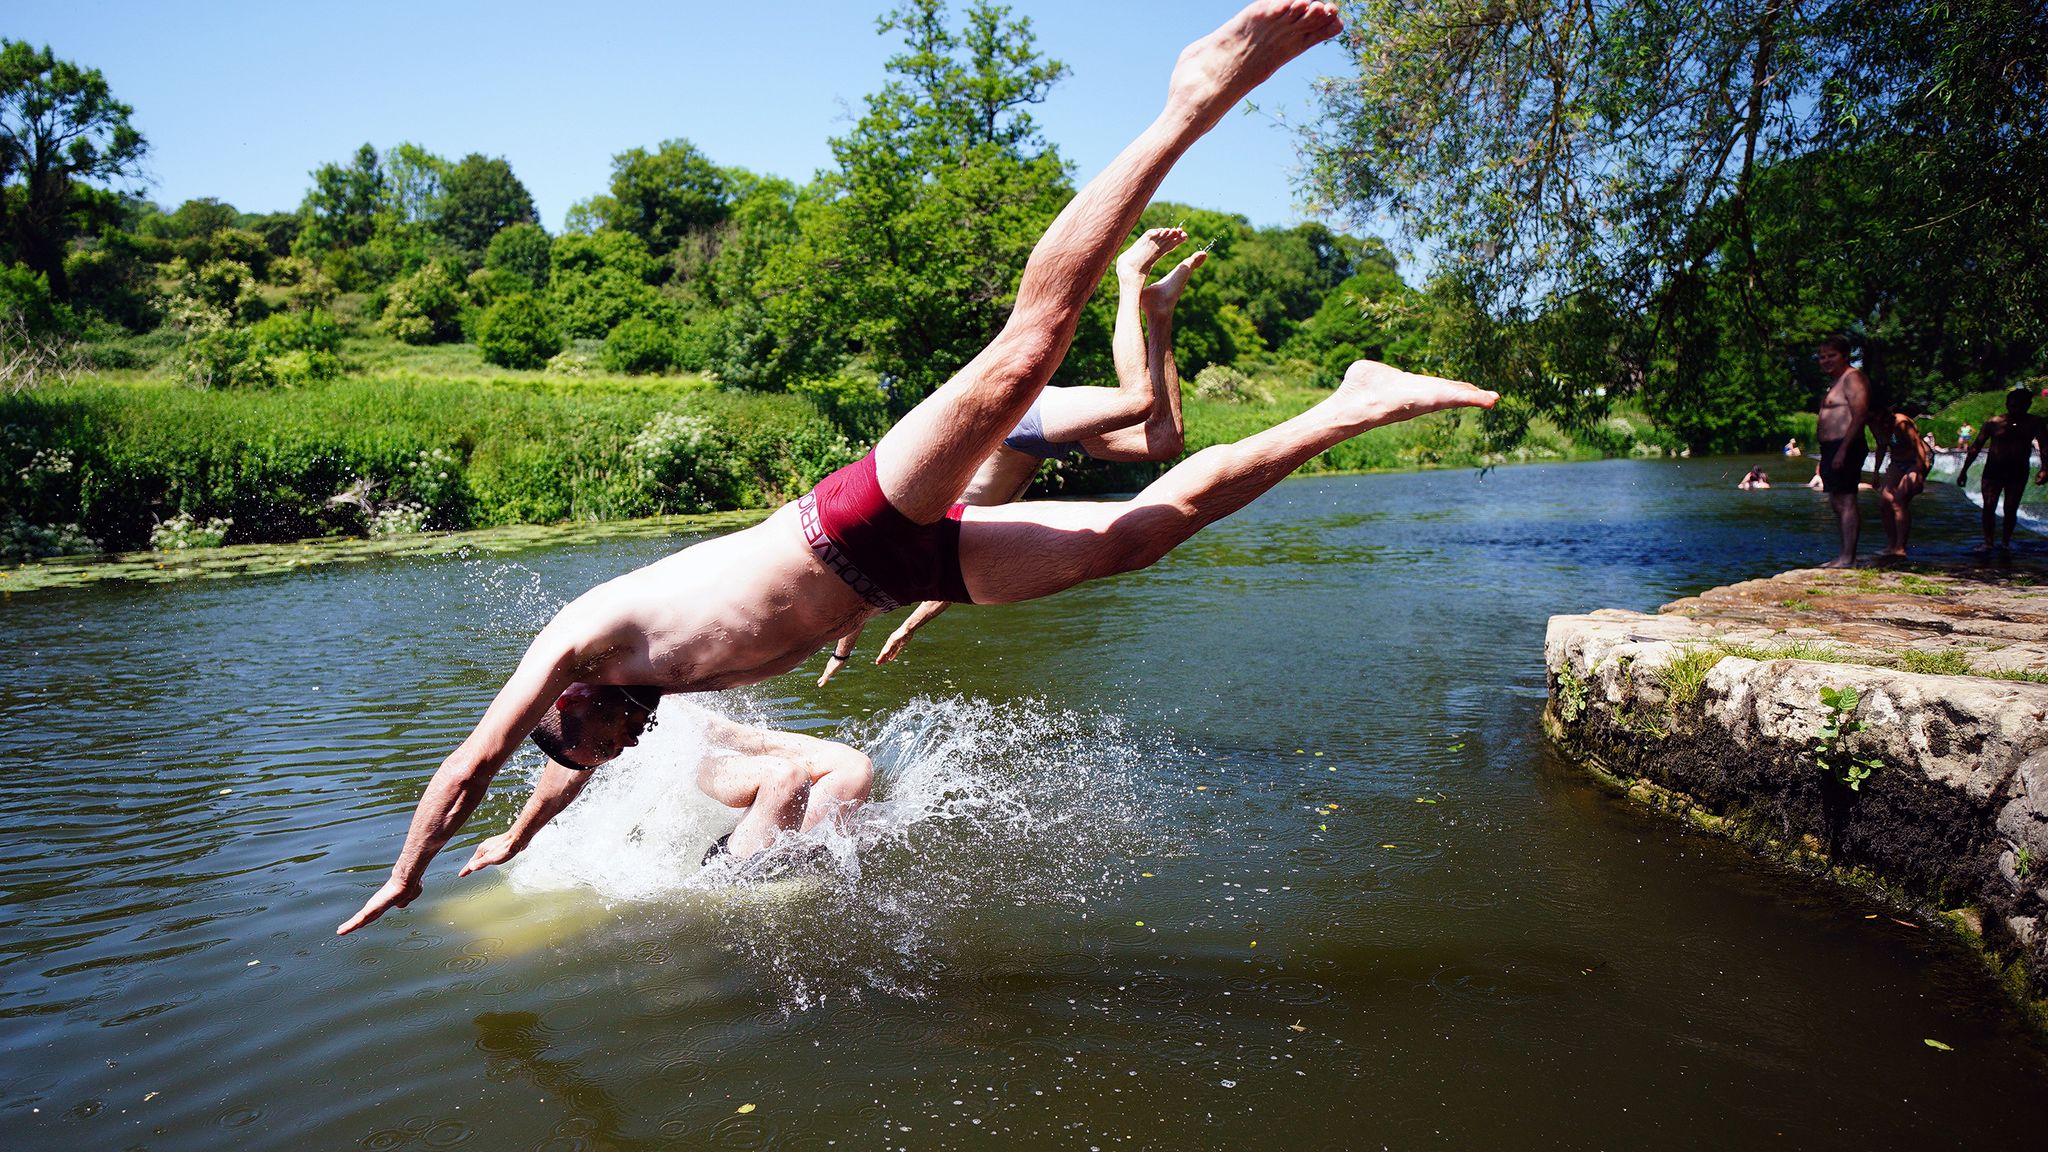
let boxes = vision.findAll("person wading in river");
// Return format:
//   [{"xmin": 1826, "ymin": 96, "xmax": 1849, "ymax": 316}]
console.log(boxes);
[
  {"xmin": 1814, "ymin": 334, "xmax": 1875, "ymax": 568},
  {"xmin": 1957, "ymin": 387, "xmax": 2048, "ymax": 553},
  {"xmin": 817, "ymin": 226, "xmax": 1207, "ymax": 684},
  {"xmin": 339, "ymin": 0, "xmax": 1499, "ymax": 936}
]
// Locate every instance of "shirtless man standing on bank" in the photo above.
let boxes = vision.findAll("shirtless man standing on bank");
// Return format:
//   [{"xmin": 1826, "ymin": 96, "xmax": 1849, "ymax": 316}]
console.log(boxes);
[
  {"xmin": 338, "ymin": 0, "xmax": 1499, "ymax": 937},
  {"xmin": 1957, "ymin": 387, "xmax": 2048, "ymax": 553},
  {"xmin": 818, "ymin": 226, "xmax": 1207, "ymax": 684},
  {"xmin": 1815, "ymin": 335, "xmax": 1875, "ymax": 568}
]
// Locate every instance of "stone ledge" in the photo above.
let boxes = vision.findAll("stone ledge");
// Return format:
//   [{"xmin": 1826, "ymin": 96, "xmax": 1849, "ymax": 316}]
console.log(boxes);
[{"xmin": 1545, "ymin": 564, "xmax": 2048, "ymax": 1029}]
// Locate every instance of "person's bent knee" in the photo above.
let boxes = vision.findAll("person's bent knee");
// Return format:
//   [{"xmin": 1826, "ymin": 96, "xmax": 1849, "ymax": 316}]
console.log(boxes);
[
  {"xmin": 834, "ymin": 751, "xmax": 875, "ymax": 803},
  {"xmin": 766, "ymin": 760, "xmax": 812, "ymax": 800}
]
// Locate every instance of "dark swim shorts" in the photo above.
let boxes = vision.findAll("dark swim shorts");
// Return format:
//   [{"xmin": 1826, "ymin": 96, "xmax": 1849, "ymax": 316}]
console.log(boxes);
[
  {"xmin": 797, "ymin": 450, "xmax": 973, "ymax": 611},
  {"xmin": 1817, "ymin": 437, "xmax": 1868, "ymax": 495}
]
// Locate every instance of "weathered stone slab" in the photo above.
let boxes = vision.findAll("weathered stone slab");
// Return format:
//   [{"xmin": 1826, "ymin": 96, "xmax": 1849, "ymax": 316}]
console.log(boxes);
[{"xmin": 1545, "ymin": 564, "xmax": 2048, "ymax": 1026}]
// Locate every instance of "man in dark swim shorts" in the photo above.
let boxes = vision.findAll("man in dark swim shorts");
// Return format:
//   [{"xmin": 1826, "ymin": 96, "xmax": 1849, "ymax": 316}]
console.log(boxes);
[
  {"xmin": 1814, "ymin": 334, "xmax": 1875, "ymax": 567},
  {"xmin": 338, "ymin": 2, "xmax": 1500, "ymax": 936},
  {"xmin": 1816, "ymin": 432, "xmax": 1866, "ymax": 495}
]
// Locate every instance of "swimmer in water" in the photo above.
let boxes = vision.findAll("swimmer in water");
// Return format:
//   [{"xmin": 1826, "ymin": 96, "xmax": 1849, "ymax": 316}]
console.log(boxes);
[
  {"xmin": 1738, "ymin": 466, "xmax": 1771, "ymax": 490},
  {"xmin": 460, "ymin": 695, "xmax": 875, "ymax": 873},
  {"xmin": 339, "ymin": 1, "xmax": 1497, "ymax": 936},
  {"xmin": 818, "ymin": 225, "xmax": 1207, "ymax": 684}
]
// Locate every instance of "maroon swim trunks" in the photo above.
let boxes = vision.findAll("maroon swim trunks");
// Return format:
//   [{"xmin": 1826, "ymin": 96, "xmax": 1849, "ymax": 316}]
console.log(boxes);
[{"xmin": 797, "ymin": 450, "xmax": 972, "ymax": 611}]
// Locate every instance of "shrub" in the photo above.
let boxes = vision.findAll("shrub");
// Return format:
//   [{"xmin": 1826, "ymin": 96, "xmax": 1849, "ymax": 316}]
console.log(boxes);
[
  {"xmin": 0, "ymin": 512, "xmax": 96, "ymax": 561},
  {"xmin": 382, "ymin": 261, "xmax": 467, "ymax": 345},
  {"xmin": 0, "ymin": 264, "xmax": 78, "ymax": 338},
  {"xmin": 547, "ymin": 230, "xmax": 670, "ymax": 339},
  {"xmin": 1192, "ymin": 364, "xmax": 1271, "ymax": 404},
  {"xmin": 629, "ymin": 410, "xmax": 719, "ymax": 510},
  {"xmin": 600, "ymin": 317, "xmax": 677, "ymax": 374},
  {"xmin": 150, "ymin": 511, "xmax": 233, "ymax": 550},
  {"xmin": 369, "ymin": 503, "xmax": 427, "ymax": 536},
  {"xmin": 465, "ymin": 266, "xmax": 530, "ymax": 307},
  {"xmin": 476, "ymin": 293, "xmax": 563, "ymax": 369},
  {"xmin": 485, "ymin": 222, "xmax": 552, "ymax": 290}
]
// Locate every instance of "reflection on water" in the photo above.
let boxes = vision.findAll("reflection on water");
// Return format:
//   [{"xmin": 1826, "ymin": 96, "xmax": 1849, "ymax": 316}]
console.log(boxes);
[{"xmin": 2, "ymin": 455, "xmax": 2045, "ymax": 1149}]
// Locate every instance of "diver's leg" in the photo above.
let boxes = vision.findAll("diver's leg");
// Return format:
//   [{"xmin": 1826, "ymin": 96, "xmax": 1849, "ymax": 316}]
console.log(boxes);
[{"xmin": 871, "ymin": 2, "xmax": 1342, "ymax": 522}]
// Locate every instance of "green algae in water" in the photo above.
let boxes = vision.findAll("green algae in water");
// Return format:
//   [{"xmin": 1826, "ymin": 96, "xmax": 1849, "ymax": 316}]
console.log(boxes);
[{"xmin": 0, "ymin": 509, "xmax": 767, "ymax": 595}]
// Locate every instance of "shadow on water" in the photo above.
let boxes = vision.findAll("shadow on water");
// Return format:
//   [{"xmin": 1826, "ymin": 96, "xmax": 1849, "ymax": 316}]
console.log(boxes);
[{"xmin": 2, "ymin": 455, "xmax": 2045, "ymax": 1149}]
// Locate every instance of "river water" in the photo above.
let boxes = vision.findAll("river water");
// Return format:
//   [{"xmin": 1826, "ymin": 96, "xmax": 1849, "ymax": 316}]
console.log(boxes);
[{"xmin": 4, "ymin": 455, "xmax": 2045, "ymax": 1150}]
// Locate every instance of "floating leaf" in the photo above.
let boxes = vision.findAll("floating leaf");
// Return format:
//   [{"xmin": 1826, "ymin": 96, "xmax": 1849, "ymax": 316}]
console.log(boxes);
[
  {"xmin": 1319, "ymin": 824, "xmax": 1327, "ymax": 831},
  {"xmin": 1196, "ymin": 785, "xmax": 1209, "ymax": 791},
  {"xmin": 1289, "ymin": 1022, "xmax": 1307, "ymax": 1033},
  {"xmin": 1249, "ymin": 941, "xmax": 1257, "ymax": 948},
  {"xmin": 1448, "ymin": 743, "xmax": 1466, "ymax": 751},
  {"xmin": 1380, "ymin": 843, "xmax": 1397, "ymax": 849},
  {"xmin": 1135, "ymin": 921, "xmax": 1145, "ymax": 927},
  {"xmin": 1924, "ymin": 1039, "xmax": 1953, "ymax": 1051},
  {"xmin": 1415, "ymin": 797, "xmax": 1438, "ymax": 805},
  {"xmin": 736, "ymin": 1103, "xmax": 757, "ymax": 1114},
  {"xmin": 1140, "ymin": 872, "xmax": 1154, "ymax": 878},
  {"xmin": 1313, "ymin": 751, "xmax": 1324, "ymax": 757}
]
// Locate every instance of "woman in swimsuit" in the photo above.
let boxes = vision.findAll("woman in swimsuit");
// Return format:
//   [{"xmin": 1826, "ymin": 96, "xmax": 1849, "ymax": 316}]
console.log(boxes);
[{"xmin": 1871, "ymin": 399, "xmax": 1933, "ymax": 558}]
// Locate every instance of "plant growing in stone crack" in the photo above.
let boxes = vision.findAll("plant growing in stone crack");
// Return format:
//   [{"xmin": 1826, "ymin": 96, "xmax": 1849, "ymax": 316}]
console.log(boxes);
[
  {"xmin": 1555, "ymin": 665, "xmax": 1589, "ymax": 722},
  {"xmin": 2016, "ymin": 845, "xmax": 2034, "ymax": 880},
  {"xmin": 1812, "ymin": 685, "xmax": 1883, "ymax": 791}
]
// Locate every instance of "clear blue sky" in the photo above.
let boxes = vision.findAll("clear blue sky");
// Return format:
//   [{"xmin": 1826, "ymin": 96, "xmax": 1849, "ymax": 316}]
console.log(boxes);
[{"xmin": 13, "ymin": 0, "xmax": 1359, "ymax": 234}]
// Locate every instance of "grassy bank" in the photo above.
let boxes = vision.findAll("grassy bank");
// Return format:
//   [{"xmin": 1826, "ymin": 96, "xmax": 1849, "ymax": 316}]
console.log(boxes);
[{"xmin": 2, "ymin": 346, "xmax": 1675, "ymax": 563}]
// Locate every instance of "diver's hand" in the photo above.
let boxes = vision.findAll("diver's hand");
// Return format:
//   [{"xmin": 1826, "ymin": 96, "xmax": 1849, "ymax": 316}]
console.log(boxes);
[
  {"xmin": 877, "ymin": 623, "xmax": 917, "ymax": 665},
  {"xmin": 816, "ymin": 653, "xmax": 850, "ymax": 687},
  {"xmin": 459, "ymin": 831, "xmax": 521, "ymax": 877},
  {"xmin": 1957, "ymin": 471, "xmax": 1969, "ymax": 488},
  {"xmin": 336, "ymin": 874, "xmax": 422, "ymax": 935}
]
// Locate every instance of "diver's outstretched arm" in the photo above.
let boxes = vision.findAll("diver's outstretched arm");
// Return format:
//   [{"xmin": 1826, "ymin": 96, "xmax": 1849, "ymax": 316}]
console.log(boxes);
[{"xmin": 458, "ymin": 759, "xmax": 596, "ymax": 877}]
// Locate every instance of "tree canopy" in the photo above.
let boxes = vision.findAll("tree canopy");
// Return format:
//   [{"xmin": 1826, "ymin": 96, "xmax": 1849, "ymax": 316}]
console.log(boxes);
[
  {"xmin": 0, "ymin": 40, "xmax": 147, "ymax": 300},
  {"xmin": 1304, "ymin": 0, "xmax": 2048, "ymax": 447}
]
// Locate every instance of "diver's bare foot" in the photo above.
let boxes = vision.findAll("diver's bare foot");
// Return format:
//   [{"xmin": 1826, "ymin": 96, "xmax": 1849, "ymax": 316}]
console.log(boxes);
[
  {"xmin": 1332, "ymin": 359, "xmax": 1498, "ymax": 428},
  {"xmin": 1118, "ymin": 227, "xmax": 1187, "ymax": 280},
  {"xmin": 1141, "ymin": 250, "xmax": 1208, "ymax": 318},
  {"xmin": 1167, "ymin": 1, "xmax": 1342, "ymax": 131},
  {"xmin": 1820, "ymin": 556, "xmax": 1857, "ymax": 568}
]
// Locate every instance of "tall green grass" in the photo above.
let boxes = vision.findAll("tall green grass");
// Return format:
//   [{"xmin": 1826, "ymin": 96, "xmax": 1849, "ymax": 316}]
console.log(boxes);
[{"xmin": 2, "ymin": 372, "xmax": 851, "ymax": 551}]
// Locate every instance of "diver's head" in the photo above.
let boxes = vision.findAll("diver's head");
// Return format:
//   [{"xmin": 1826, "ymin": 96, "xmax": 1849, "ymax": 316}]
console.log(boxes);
[
  {"xmin": 530, "ymin": 683, "xmax": 661, "ymax": 769},
  {"xmin": 2007, "ymin": 387, "xmax": 2033, "ymax": 416}
]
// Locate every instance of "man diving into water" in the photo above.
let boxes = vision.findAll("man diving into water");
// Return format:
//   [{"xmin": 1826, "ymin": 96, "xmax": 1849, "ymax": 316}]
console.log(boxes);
[
  {"xmin": 339, "ymin": 0, "xmax": 1498, "ymax": 936},
  {"xmin": 818, "ymin": 225, "xmax": 1207, "ymax": 684}
]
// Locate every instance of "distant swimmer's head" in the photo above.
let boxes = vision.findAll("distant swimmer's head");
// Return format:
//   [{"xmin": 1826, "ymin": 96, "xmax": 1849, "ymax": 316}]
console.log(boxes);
[
  {"xmin": 530, "ymin": 683, "xmax": 662, "ymax": 770},
  {"xmin": 2008, "ymin": 387, "xmax": 2034, "ymax": 415}
]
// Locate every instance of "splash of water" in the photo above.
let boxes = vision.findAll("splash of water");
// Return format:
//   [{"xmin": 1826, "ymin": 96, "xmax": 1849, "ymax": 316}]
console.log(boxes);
[{"xmin": 501, "ymin": 693, "xmax": 1182, "ymax": 1007}]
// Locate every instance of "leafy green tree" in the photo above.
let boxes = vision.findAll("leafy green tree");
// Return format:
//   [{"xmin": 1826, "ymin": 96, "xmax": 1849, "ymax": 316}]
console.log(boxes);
[
  {"xmin": 137, "ymin": 197, "xmax": 239, "ymax": 243},
  {"xmin": 295, "ymin": 144, "xmax": 387, "ymax": 256},
  {"xmin": 759, "ymin": 0, "xmax": 1073, "ymax": 396},
  {"xmin": 484, "ymin": 221, "xmax": 551, "ymax": 290},
  {"xmin": 1304, "ymin": 0, "xmax": 2048, "ymax": 445},
  {"xmin": 0, "ymin": 40, "xmax": 148, "ymax": 300},
  {"xmin": 476, "ymin": 292, "xmax": 562, "ymax": 369},
  {"xmin": 382, "ymin": 143, "xmax": 447, "ymax": 229},
  {"xmin": 435, "ymin": 153, "xmax": 537, "ymax": 255},
  {"xmin": 547, "ymin": 229, "xmax": 671, "ymax": 338},
  {"xmin": 1212, "ymin": 222, "xmax": 1365, "ymax": 351},
  {"xmin": 572, "ymin": 139, "xmax": 727, "ymax": 260}
]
